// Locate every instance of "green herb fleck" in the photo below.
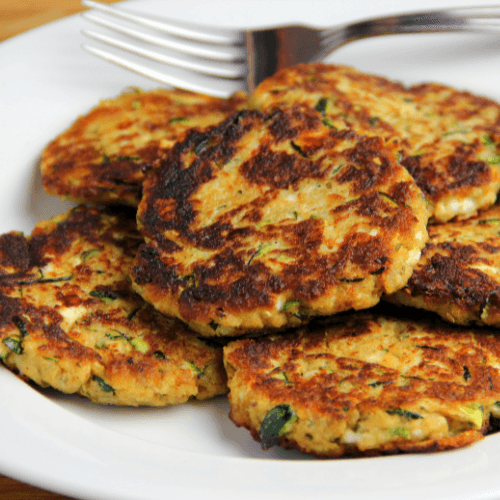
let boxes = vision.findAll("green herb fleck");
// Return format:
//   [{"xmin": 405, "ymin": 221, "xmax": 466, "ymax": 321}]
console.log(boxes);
[
  {"xmin": 479, "ymin": 219, "xmax": 500, "ymax": 225},
  {"xmin": 81, "ymin": 249, "xmax": 98, "ymax": 262},
  {"xmin": 38, "ymin": 274, "xmax": 74, "ymax": 284},
  {"xmin": 339, "ymin": 277, "xmax": 365, "ymax": 283},
  {"xmin": 281, "ymin": 300, "xmax": 300, "ymax": 311},
  {"xmin": 379, "ymin": 192, "xmax": 399, "ymax": 206},
  {"xmin": 290, "ymin": 141, "xmax": 308, "ymax": 158},
  {"xmin": 17, "ymin": 272, "xmax": 74, "ymax": 285},
  {"xmin": 127, "ymin": 307, "xmax": 142, "ymax": 322},
  {"xmin": 315, "ymin": 97, "xmax": 328, "ymax": 114},
  {"xmin": 273, "ymin": 369, "xmax": 293, "ymax": 385},
  {"xmin": 480, "ymin": 155, "xmax": 500, "ymax": 165},
  {"xmin": 12, "ymin": 316, "xmax": 28, "ymax": 337},
  {"xmin": 461, "ymin": 404, "xmax": 483, "ymax": 429},
  {"xmin": 390, "ymin": 426, "xmax": 410, "ymax": 439},
  {"xmin": 322, "ymin": 118, "xmax": 337, "ymax": 130},
  {"xmin": 387, "ymin": 408, "xmax": 422, "ymax": 420},
  {"xmin": 93, "ymin": 376, "xmax": 114, "ymax": 393},
  {"xmin": 442, "ymin": 129, "xmax": 470, "ymax": 137},
  {"xmin": 130, "ymin": 337, "xmax": 149, "ymax": 354},
  {"xmin": 415, "ymin": 344, "xmax": 439, "ymax": 351},
  {"xmin": 90, "ymin": 290, "xmax": 118, "ymax": 302},
  {"xmin": 248, "ymin": 242, "xmax": 274, "ymax": 265},
  {"xmin": 259, "ymin": 404, "xmax": 297, "ymax": 450},
  {"xmin": 256, "ymin": 219, "xmax": 272, "ymax": 229},
  {"xmin": 168, "ymin": 117, "xmax": 187, "ymax": 123},
  {"xmin": 370, "ymin": 267, "xmax": 387, "ymax": 276},
  {"xmin": 331, "ymin": 163, "xmax": 344, "ymax": 176},
  {"xmin": 188, "ymin": 360, "xmax": 203, "ymax": 377},
  {"xmin": 106, "ymin": 331, "xmax": 127, "ymax": 341},
  {"xmin": 3, "ymin": 337, "xmax": 22, "ymax": 354},
  {"xmin": 115, "ymin": 155, "xmax": 141, "ymax": 162}
]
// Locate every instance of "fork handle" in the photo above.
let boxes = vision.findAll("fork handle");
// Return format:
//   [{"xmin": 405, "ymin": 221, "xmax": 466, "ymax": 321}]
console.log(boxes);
[{"xmin": 319, "ymin": 8, "xmax": 500, "ymax": 59}]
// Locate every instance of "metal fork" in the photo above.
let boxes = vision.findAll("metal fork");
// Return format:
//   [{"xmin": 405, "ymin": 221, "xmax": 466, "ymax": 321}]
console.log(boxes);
[{"xmin": 81, "ymin": 1, "xmax": 500, "ymax": 97}]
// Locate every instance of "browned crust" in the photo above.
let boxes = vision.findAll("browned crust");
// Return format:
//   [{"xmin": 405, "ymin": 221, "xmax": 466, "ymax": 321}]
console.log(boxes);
[
  {"xmin": 249, "ymin": 63, "xmax": 500, "ymax": 221},
  {"xmin": 132, "ymin": 107, "xmax": 428, "ymax": 334},
  {"xmin": 388, "ymin": 204, "xmax": 500, "ymax": 326},
  {"xmin": 237, "ymin": 422, "xmax": 484, "ymax": 459},
  {"xmin": 0, "ymin": 206, "xmax": 226, "ymax": 405},
  {"xmin": 40, "ymin": 89, "xmax": 247, "ymax": 206},
  {"xmin": 224, "ymin": 314, "xmax": 500, "ymax": 457}
]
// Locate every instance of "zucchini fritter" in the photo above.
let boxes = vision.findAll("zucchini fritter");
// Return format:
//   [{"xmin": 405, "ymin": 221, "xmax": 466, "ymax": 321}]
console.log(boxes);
[
  {"xmin": 224, "ymin": 314, "xmax": 500, "ymax": 457},
  {"xmin": 249, "ymin": 63, "xmax": 500, "ymax": 223},
  {"xmin": 132, "ymin": 107, "xmax": 429, "ymax": 337},
  {"xmin": 40, "ymin": 88, "xmax": 247, "ymax": 206},
  {"xmin": 387, "ymin": 204, "xmax": 500, "ymax": 327},
  {"xmin": 0, "ymin": 206, "xmax": 226, "ymax": 406}
]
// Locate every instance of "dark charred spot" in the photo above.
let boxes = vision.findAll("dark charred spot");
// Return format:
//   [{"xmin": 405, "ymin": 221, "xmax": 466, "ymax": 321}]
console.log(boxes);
[
  {"xmin": 334, "ymin": 192, "xmax": 394, "ymax": 220},
  {"xmin": 402, "ymin": 143, "xmax": 492, "ymax": 199},
  {"xmin": 131, "ymin": 244, "xmax": 181, "ymax": 292},
  {"xmin": 267, "ymin": 106, "xmax": 321, "ymax": 141},
  {"xmin": 29, "ymin": 207, "xmax": 105, "ymax": 268},
  {"xmin": 406, "ymin": 243, "xmax": 498, "ymax": 311},
  {"xmin": 388, "ymin": 181, "xmax": 418, "ymax": 207},
  {"xmin": 240, "ymin": 146, "xmax": 324, "ymax": 189},
  {"xmin": 0, "ymin": 232, "xmax": 30, "ymax": 272},
  {"xmin": 478, "ymin": 242, "xmax": 500, "ymax": 254},
  {"xmin": 188, "ymin": 221, "xmax": 235, "ymax": 250},
  {"xmin": 141, "ymin": 111, "xmax": 257, "ymax": 241},
  {"xmin": 0, "ymin": 291, "xmax": 98, "ymax": 361},
  {"xmin": 337, "ymin": 137, "xmax": 395, "ymax": 194}
]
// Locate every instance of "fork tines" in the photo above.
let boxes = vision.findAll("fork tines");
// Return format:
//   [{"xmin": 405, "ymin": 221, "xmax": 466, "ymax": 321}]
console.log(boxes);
[{"xmin": 81, "ymin": 0, "xmax": 249, "ymax": 96}]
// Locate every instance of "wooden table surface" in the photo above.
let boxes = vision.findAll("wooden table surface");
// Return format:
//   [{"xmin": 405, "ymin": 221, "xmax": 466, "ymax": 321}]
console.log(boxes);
[{"xmin": 0, "ymin": 2, "xmax": 120, "ymax": 499}]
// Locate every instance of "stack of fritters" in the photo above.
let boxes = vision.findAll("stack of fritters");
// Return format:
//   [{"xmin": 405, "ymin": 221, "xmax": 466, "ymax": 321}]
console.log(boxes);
[{"xmin": 4, "ymin": 62, "xmax": 500, "ymax": 457}]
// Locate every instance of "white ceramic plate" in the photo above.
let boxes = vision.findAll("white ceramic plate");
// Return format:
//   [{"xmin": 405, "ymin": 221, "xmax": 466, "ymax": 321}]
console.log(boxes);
[{"xmin": 2, "ymin": 1, "xmax": 500, "ymax": 498}]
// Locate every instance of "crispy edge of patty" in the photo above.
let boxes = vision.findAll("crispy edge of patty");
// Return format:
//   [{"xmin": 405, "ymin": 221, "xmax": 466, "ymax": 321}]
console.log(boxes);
[
  {"xmin": 248, "ymin": 63, "xmax": 500, "ymax": 223},
  {"xmin": 386, "ymin": 203, "xmax": 500, "ymax": 327},
  {"xmin": 223, "ymin": 313, "xmax": 500, "ymax": 457},
  {"xmin": 0, "ymin": 206, "xmax": 227, "ymax": 406},
  {"xmin": 40, "ymin": 88, "xmax": 247, "ymax": 206},
  {"xmin": 131, "ymin": 107, "xmax": 429, "ymax": 337}
]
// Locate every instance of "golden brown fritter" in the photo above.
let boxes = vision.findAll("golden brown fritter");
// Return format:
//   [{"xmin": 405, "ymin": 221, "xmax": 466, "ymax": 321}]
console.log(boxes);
[
  {"xmin": 249, "ymin": 63, "xmax": 500, "ymax": 223},
  {"xmin": 387, "ymin": 204, "xmax": 500, "ymax": 327},
  {"xmin": 224, "ymin": 313, "xmax": 500, "ymax": 457},
  {"xmin": 131, "ymin": 106, "xmax": 429, "ymax": 337},
  {"xmin": 40, "ymin": 88, "xmax": 247, "ymax": 206},
  {"xmin": 0, "ymin": 206, "xmax": 226, "ymax": 406}
]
